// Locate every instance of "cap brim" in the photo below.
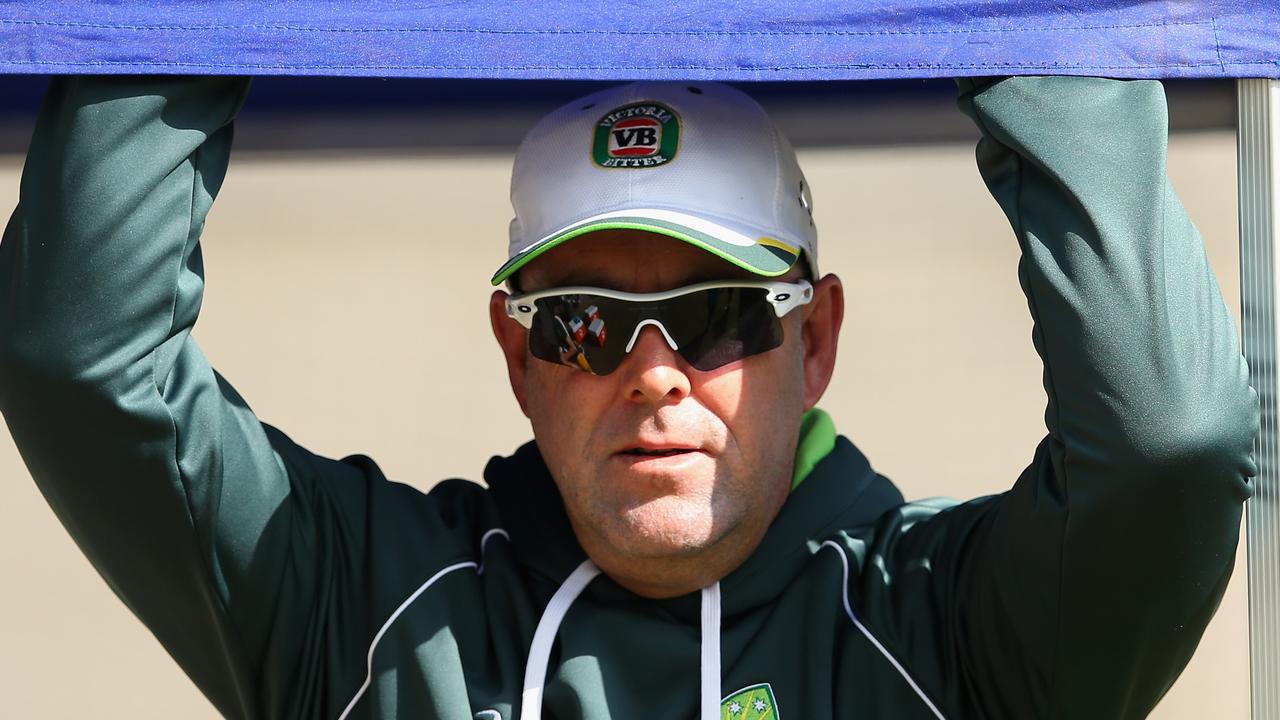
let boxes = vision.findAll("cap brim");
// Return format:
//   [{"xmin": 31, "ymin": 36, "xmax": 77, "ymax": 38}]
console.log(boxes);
[{"xmin": 490, "ymin": 208, "xmax": 802, "ymax": 286}]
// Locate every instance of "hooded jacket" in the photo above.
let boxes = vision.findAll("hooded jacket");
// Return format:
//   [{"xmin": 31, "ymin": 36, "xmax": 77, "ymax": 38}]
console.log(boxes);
[{"xmin": 0, "ymin": 75, "xmax": 1259, "ymax": 719}]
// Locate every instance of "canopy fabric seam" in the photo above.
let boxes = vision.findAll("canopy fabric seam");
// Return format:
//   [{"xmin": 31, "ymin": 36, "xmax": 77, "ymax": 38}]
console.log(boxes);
[
  {"xmin": 0, "ymin": 18, "xmax": 1216, "ymax": 36},
  {"xmin": 0, "ymin": 60, "xmax": 1235, "ymax": 71}
]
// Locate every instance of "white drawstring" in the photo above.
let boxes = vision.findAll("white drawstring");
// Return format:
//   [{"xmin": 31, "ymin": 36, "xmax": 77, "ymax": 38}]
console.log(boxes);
[
  {"xmin": 700, "ymin": 582, "xmax": 723, "ymax": 720},
  {"xmin": 518, "ymin": 562, "xmax": 723, "ymax": 720},
  {"xmin": 519, "ymin": 559, "xmax": 601, "ymax": 720}
]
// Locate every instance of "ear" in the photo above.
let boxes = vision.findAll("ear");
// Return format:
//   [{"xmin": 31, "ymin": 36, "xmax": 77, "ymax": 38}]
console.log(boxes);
[
  {"xmin": 489, "ymin": 290, "xmax": 532, "ymax": 417},
  {"xmin": 799, "ymin": 274, "xmax": 844, "ymax": 411}
]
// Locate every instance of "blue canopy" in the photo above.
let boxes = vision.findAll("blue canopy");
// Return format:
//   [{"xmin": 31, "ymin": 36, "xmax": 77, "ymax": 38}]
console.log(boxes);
[{"xmin": 1, "ymin": 1, "xmax": 1276, "ymax": 81}]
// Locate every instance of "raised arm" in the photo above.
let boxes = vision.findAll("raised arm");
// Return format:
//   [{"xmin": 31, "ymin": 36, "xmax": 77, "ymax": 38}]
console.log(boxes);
[
  {"xmin": 854, "ymin": 76, "xmax": 1259, "ymax": 717},
  {"xmin": 0, "ymin": 77, "xmax": 374, "ymax": 717}
]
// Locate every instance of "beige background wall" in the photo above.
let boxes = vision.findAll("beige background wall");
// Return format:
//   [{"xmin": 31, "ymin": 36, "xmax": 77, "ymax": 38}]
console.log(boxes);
[{"xmin": 0, "ymin": 126, "xmax": 1247, "ymax": 717}]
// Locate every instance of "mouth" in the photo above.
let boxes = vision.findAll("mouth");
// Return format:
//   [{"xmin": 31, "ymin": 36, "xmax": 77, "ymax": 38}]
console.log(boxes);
[
  {"xmin": 610, "ymin": 443, "xmax": 710, "ymax": 477},
  {"xmin": 620, "ymin": 447, "xmax": 699, "ymax": 458}
]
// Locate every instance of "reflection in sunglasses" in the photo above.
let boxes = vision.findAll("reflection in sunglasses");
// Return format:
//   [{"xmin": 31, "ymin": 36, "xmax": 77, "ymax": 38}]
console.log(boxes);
[{"xmin": 508, "ymin": 280, "xmax": 813, "ymax": 376}]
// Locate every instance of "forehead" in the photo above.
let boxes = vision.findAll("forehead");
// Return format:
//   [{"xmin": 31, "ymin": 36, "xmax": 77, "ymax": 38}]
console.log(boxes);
[{"xmin": 517, "ymin": 229, "xmax": 760, "ymax": 293}]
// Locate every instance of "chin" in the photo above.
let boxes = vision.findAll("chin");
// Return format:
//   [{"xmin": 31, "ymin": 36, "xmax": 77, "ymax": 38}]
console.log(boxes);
[{"xmin": 604, "ymin": 497, "xmax": 729, "ymax": 559}]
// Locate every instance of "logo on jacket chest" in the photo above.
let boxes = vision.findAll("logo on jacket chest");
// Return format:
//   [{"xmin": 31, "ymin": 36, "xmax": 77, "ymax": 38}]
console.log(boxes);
[{"xmin": 721, "ymin": 683, "xmax": 779, "ymax": 719}]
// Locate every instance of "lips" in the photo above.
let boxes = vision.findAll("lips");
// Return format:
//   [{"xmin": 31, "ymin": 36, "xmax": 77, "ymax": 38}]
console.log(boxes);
[
  {"xmin": 623, "ymin": 447, "xmax": 696, "ymax": 457},
  {"xmin": 614, "ymin": 440, "xmax": 703, "ymax": 459},
  {"xmin": 611, "ymin": 441, "xmax": 709, "ymax": 474}
]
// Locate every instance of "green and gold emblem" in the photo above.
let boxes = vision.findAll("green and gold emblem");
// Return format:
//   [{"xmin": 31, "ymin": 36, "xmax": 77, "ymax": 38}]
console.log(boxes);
[
  {"xmin": 592, "ymin": 101, "xmax": 680, "ymax": 168},
  {"xmin": 721, "ymin": 683, "xmax": 779, "ymax": 719}
]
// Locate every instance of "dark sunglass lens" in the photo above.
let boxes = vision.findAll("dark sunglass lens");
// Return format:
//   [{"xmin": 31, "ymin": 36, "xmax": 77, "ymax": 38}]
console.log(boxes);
[
  {"xmin": 529, "ymin": 294, "xmax": 634, "ymax": 375},
  {"xmin": 675, "ymin": 287, "xmax": 784, "ymax": 371}
]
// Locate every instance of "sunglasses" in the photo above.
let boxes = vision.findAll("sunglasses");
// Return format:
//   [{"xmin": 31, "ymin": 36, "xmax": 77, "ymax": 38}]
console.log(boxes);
[{"xmin": 505, "ymin": 279, "xmax": 813, "ymax": 376}]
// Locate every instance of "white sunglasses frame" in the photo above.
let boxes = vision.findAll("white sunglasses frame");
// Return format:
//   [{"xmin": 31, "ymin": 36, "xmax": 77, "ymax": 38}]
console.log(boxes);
[{"xmin": 505, "ymin": 279, "xmax": 814, "ymax": 354}]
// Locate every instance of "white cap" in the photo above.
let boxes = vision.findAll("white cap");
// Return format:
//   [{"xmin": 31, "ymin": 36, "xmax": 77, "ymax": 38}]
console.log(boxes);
[{"xmin": 491, "ymin": 81, "xmax": 817, "ymax": 286}]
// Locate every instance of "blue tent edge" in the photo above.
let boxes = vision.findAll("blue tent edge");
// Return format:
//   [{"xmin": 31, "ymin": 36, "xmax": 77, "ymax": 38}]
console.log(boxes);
[
  {"xmin": 2, "ymin": 62, "xmax": 1276, "ymax": 82},
  {"xmin": 0, "ymin": 3, "xmax": 1276, "ymax": 81}
]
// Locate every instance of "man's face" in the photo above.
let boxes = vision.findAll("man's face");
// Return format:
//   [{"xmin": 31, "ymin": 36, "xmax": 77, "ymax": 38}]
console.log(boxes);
[{"xmin": 490, "ymin": 229, "xmax": 842, "ymax": 597}]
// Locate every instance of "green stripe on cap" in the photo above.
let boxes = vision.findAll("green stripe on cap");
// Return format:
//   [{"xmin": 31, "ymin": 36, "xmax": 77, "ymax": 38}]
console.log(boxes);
[{"xmin": 491, "ymin": 216, "xmax": 799, "ymax": 286}]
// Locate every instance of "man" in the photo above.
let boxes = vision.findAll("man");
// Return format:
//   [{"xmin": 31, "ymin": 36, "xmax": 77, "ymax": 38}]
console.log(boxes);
[{"xmin": 0, "ymin": 74, "xmax": 1257, "ymax": 719}]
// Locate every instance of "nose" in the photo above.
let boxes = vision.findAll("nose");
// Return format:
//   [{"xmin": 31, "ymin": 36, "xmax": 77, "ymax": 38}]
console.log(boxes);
[{"xmin": 620, "ymin": 324, "xmax": 691, "ymax": 405}]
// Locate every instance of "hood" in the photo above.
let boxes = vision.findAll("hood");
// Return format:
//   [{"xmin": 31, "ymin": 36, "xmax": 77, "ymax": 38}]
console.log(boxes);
[{"xmin": 483, "ymin": 434, "xmax": 904, "ymax": 621}]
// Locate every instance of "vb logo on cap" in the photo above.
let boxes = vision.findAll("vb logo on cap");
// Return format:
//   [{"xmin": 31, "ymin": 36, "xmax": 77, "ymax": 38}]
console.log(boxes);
[{"xmin": 593, "ymin": 102, "xmax": 680, "ymax": 168}]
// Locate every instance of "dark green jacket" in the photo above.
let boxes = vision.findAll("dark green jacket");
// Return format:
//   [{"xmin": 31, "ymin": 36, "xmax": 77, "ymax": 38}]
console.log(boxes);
[{"xmin": 0, "ymin": 75, "xmax": 1258, "ymax": 719}]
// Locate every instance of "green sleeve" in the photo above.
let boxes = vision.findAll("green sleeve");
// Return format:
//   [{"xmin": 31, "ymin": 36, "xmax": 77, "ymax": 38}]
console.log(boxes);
[
  {"xmin": 0, "ymin": 77, "xmax": 374, "ymax": 717},
  {"xmin": 855, "ymin": 77, "xmax": 1259, "ymax": 718}
]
